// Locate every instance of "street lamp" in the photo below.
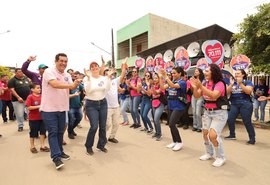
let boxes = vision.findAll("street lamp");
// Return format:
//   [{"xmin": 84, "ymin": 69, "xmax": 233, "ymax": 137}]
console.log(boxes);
[
  {"xmin": 0, "ymin": 30, "xmax": 11, "ymax": 34},
  {"xmin": 90, "ymin": 42, "xmax": 111, "ymax": 55},
  {"xmin": 91, "ymin": 28, "xmax": 115, "ymax": 68}
]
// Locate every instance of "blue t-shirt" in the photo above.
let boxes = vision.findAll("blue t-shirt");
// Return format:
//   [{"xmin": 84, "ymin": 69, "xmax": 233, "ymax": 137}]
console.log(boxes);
[
  {"xmin": 254, "ymin": 84, "xmax": 269, "ymax": 99},
  {"xmin": 69, "ymin": 84, "xmax": 84, "ymax": 108},
  {"xmin": 119, "ymin": 83, "xmax": 129, "ymax": 100},
  {"xmin": 141, "ymin": 82, "xmax": 151, "ymax": 99},
  {"xmin": 167, "ymin": 79, "xmax": 186, "ymax": 111},
  {"xmin": 230, "ymin": 80, "xmax": 253, "ymax": 100}
]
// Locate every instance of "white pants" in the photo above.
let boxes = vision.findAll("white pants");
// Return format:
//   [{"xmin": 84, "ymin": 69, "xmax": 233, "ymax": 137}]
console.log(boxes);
[{"xmin": 106, "ymin": 107, "xmax": 120, "ymax": 139}]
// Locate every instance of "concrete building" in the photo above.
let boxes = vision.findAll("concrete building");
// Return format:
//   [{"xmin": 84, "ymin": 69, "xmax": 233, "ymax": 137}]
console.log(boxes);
[{"xmin": 116, "ymin": 13, "xmax": 197, "ymax": 68}]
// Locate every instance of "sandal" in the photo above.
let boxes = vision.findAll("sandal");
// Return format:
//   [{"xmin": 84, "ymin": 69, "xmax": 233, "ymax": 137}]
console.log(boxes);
[
  {"xmin": 30, "ymin": 147, "xmax": 38, "ymax": 153},
  {"xmin": 40, "ymin": 146, "xmax": 50, "ymax": 152}
]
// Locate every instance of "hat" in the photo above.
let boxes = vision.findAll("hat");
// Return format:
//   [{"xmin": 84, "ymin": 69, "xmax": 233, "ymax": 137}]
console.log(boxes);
[
  {"xmin": 89, "ymin": 61, "xmax": 99, "ymax": 67},
  {"xmin": 38, "ymin": 64, "xmax": 48, "ymax": 69}
]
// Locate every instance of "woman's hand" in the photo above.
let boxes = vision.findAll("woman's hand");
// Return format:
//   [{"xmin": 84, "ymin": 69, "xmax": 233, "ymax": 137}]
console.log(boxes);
[
  {"xmin": 84, "ymin": 68, "xmax": 90, "ymax": 80},
  {"xmin": 190, "ymin": 77, "xmax": 202, "ymax": 89},
  {"xmin": 107, "ymin": 68, "xmax": 116, "ymax": 79}
]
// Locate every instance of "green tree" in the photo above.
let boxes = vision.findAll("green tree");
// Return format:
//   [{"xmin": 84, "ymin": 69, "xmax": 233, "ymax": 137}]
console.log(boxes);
[
  {"xmin": 233, "ymin": 3, "xmax": 270, "ymax": 74},
  {"xmin": 0, "ymin": 66, "xmax": 13, "ymax": 78}
]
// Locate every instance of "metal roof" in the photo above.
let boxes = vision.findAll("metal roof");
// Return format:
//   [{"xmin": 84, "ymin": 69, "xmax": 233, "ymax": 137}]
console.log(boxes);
[{"xmin": 137, "ymin": 24, "xmax": 234, "ymax": 58}]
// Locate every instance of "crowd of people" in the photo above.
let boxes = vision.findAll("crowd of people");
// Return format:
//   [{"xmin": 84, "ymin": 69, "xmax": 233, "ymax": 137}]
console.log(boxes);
[{"xmin": 0, "ymin": 54, "xmax": 269, "ymax": 170}]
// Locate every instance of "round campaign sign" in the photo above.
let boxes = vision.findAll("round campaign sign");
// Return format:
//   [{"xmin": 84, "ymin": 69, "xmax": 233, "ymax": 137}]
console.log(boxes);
[
  {"xmin": 174, "ymin": 48, "xmax": 191, "ymax": 71},
  {"xmin": 154, "ymin": 57, "xmax": 165, "ymax": 73},
  {"xmin": 204, "ymin": 40, "xmax": 224, "ymax": 65},
  {"xmin": 164, "ymin": 61, "xmax": 175, "ymax": 73},
  {"xmin": 196, "ymin": 58, "xmax": 208, "ymax": 70},
  {"xmin": 135, "ymin": 58, "xmax": 145, "ymax": 70},
  {"xmin": 230, "ymin": 54, "xmax": 250, "ymax": 71},
  {"xmin": 145, "ymin": 56, "xmax": 155, "ymax": 72}
]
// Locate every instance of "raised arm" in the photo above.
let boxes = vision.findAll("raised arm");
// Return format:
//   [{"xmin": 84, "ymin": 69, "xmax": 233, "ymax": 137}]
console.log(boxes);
[{"xmin": 21, "ymin": 56, "xmax": 37, "ymax": 79}]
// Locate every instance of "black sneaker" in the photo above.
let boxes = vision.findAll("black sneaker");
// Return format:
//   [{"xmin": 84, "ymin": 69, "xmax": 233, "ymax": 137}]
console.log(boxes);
[
  {"xmin": 72, "ymin": 131, "xmax": 77, "ymax": 136},
  {"xmin": 192, "ymin": 128, "xmax": 197, "ymax": 131},
  {"xmin": 108, "ymin": 138, "xmax": 119, "ymax": 143},
  {"xmin": 18, "ymin": 127, "xmax": 23, "ymax": 132},
  {"xmin": 68, "ymin": 133, "xmax": 75, "ymax": 139},
  {"xmin": 183, "ymin": 125, "xmax": 189, "ymax": 130},
  {"xmin": 224, "ymin": 135, "xmax": 236, "ymax": 140},
  {"xmin": 152, "ymin": 133, "xmax": 158, "ymax": 138},
  {"xmin": 61, "ymin": 152, "xmax": 70, "ymax": 160},
  {"xmin": 246, "ymin": 140, "xmax": 256, "ymax": 145},
  {"xmin": 147, "ymin": 129, "xmax": 153, "ymax": 134},
  {"xmin": 130, "ymin": 124, "xmax": 136, "ymax": 128},
  {"xmin": 53, "ymin": 158, "xmax": 64, "ymax": 170},
  {"xmin": 134, "ymin": 124, "xmax": 141, "ymax": 129},
  {"xmin": 86, "ymin": 148, "xmax": 94, "ymax": 155},
  {"xmin": 97, "ymin": 147, "xmax": 108, "ymax": 153},
  {"xmin": 156, "ymin": 135, "xmax": 162, "ymax": 141}
]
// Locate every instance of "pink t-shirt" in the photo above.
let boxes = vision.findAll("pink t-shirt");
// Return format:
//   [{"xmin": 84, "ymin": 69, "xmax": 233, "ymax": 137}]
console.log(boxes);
[
  {"xmin": 152, "ymin": 84, "xmax": 165, "ymax": 108},
  {"xmin": 203, "ymin": 81, "xmax": 225, "ymax": 109},
  {"xmin": 40, "ymin": 67, "xmax": 73, "ymax": 112},
  {"xmin": 268, "ymin": 89, "xmax": 270, "ymax": 95},
  {"xmin": 186, "ymin": 80, "xmax": 191, "ymax": 103},
  {"xmin": 130, "ymin": 77, "xmax": 142, "ymax": 97}
]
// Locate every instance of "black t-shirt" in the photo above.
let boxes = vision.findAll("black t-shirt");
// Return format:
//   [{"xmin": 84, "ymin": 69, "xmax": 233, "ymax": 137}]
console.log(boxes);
[{"xmin": 8, "ymin": 76, "xmax": 31, "ymax": 101}]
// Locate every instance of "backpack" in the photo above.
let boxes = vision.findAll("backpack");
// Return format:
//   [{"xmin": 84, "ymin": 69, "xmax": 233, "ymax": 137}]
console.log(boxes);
[
  {"xmin": 204, "ymin": 80, "xmax": 230, "ymax": 110},
  {"xmin": 159, "ymin": 93, "xmax": 168, "ymax": 105}
]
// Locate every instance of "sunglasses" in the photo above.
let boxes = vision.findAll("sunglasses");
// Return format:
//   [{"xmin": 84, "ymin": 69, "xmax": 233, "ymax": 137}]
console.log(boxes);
[{"xmin": 145, "ymin": 75, "xmax": 150, "ymax": 77}]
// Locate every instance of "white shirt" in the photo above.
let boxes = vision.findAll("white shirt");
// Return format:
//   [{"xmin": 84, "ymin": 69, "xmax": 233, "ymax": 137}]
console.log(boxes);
[
  {"xmin": 105, "ymin": 77, "xmax": 120, "ymax": 108},
  {"xmin": 84, "ymin": 75, "xmax": 111, "ymax": 101}
]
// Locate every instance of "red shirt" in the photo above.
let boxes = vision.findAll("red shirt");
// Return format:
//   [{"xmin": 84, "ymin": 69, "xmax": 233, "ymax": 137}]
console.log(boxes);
[
  {"xmin": 0, "ymin": 81, "xmax": 12, "ymax": 101},
  {"xmin": 25, "ymin": 94, "xmax": 42, "ymax": 120}
]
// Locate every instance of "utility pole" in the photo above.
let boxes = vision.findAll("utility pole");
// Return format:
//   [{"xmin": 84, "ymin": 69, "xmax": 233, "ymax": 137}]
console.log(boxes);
[{"xmin": 111, "ymin": 28, "xmax": 115, "ymax": 68}]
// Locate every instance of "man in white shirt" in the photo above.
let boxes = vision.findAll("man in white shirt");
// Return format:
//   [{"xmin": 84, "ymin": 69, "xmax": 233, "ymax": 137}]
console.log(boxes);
[{"xmin": 105, "ymin": 58, "xmax": 127, "ymax": 143}]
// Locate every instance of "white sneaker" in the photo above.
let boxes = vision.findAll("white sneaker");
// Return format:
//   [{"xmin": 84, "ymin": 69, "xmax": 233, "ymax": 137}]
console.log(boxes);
[
  {"xmin": 199, "ymin": 153, "xmax": 213, "ymax": 161},
  {"xmin": 172, "ymin": 142, "xmax": 183, "ymax": 151},
  {"xmin": 212, "ymin": 157, "xmax": 226, "ymax": 167},
  {"xmin": 166, "ymin": 142, "xmax": 176, "ymax": 148}
]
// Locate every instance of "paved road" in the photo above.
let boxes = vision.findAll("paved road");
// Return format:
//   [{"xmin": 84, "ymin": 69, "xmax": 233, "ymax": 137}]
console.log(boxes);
[{"xmin": 0, "ymin": 116, "xmax": 269, "ymax": 185}]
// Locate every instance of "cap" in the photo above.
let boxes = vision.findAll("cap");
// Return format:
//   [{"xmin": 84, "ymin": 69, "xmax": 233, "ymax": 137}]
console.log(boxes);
[
  {"xmin": 89, "ymin": 61, "xmax": 99, "ymax": 67},
  {"xmin": 38, "ymin": 64, "xmax": 48, "ymax": 69}
]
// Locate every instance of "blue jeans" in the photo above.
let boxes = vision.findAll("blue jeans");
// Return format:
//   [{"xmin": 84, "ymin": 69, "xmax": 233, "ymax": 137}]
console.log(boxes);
[
  {"xmin": 130, "ymin": 96, "xmax": 141, "ymax": 125},
  {"xmin": 152, "ymin": 103, "xmax": 164, "ymax": 136},
  {"xmin": 253, "ymin": 99, "xmax": 267, "ymax": 122},
  {"xmin": 12, "ymin": 101, "xmax": 25, "ymax": 128},
  {"xmin": 202, "ymin": 109, "xmax": 228, "ymax": 158},
  {"xmin": 140, "ymin": 97, "xmax": 153, "ymax": 130},
  {"xmin": 191, "ymin": 96, "xmax": 203, "ymax": 129},
  {"xmin": 227, "ymin": 99, "xmax": 255, "ymax": 141},
  {"xmin": 68, "ymin": 107, "xmax": 83, "ymax": 134},
  {"xmin": 41, "ymin": 111, "xmax": 65, "ymax": 160},
  {"xmin": 85, "ymin": 99, "xmax": 108, "ymax": 149},
  {"xmin": 120, "ymin": 97, "xmax": 130, "ymax": 123}
]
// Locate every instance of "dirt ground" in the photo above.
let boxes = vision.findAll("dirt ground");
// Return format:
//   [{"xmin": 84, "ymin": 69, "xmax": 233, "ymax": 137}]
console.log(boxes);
[{"xmin": 0, "ymin": 116, "xmax": 269, "ymax": 185}]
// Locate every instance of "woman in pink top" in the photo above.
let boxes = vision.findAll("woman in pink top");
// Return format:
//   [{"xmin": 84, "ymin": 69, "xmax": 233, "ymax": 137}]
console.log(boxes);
[
  {"xmin": 150, "ymin": 73, "xmax": 165, "ymax": 141},
  {"xmin": 126, "ymin": 67, "xmax": 142, "ymax": 128},
  {"xmin": 190, "ymin": 64, "xmax": 228, "ymax": 167}
]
